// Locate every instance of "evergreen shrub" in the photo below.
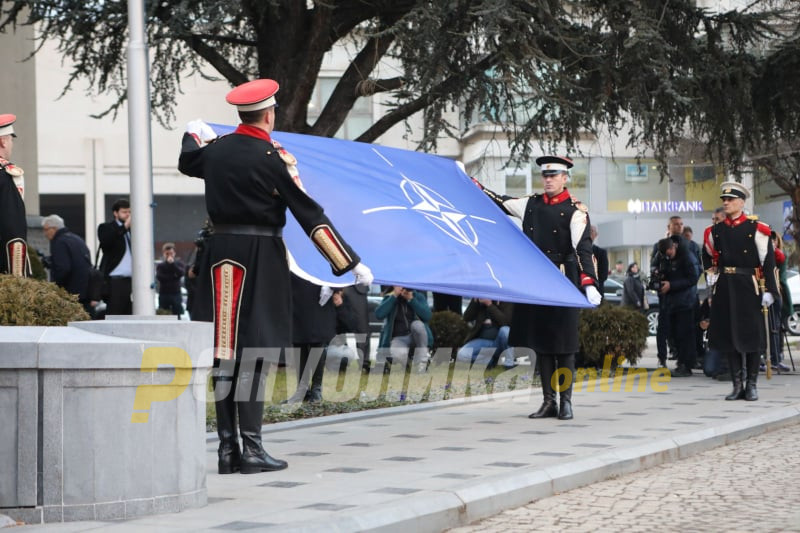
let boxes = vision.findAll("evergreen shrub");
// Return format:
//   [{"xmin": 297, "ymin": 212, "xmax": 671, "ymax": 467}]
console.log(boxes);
[
  {"xmin": 429, "ymin": 310, "xmax": 469, "ymax": 359},
  {"xmin": 578, "ymin": 303, "xmax": 648, "ymax": 368},
  {"xmin": 0, "ymin": 275, "xmax": 90, "ymax": 326}
]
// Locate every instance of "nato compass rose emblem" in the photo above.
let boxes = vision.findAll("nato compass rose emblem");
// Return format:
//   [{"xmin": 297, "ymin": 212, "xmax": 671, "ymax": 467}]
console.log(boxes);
[{"xmin": 362, "ymin": 148, "xmax": 503, "ymax": 286}]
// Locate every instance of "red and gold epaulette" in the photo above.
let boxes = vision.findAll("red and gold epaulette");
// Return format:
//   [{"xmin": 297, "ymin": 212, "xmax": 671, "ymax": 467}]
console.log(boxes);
[
  {"xmin": 272, "ymin": 140, "xmax": 297, "ymax": 166},
  {"xmin": 571, "ymin": 197, "xmax": 588, "ymax": 212},
  {"xmin": 755, "ymin": 221, "xmax": 771, "ymax": 236},
  {"xmin": 0, "ymin": 157, "xmax": 23, "ymax": 177}
]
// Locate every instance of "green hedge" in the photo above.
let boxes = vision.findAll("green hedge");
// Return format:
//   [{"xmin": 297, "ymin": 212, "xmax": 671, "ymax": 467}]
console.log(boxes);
[
  {"xmin": 429, "ymin": 310, "xmax": 469, "ymax": 358},
  {"xmin": 578, "ymin": 303, "xmax": 648, "ymax": 367},
  {"xmin": 0, "ymin": 275, "xmax": 90, "ymax": 326}
]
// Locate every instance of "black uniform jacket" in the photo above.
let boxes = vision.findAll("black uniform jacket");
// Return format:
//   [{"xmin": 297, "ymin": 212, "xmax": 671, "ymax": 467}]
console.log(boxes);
[
  {"xmin": 0, "ymin": 159, "xmax": 28, "ymax": 276},
  {"xmin": 703, "ymin": 215, "xmax": 779, "ymax": 353},
  {"xmin": 484, "ymin": 187, "xmax": 597, "ymax": 354},
  {"xmin": 49, "ymin": 227, "xmax": 92, "ymax": 301},
  {"xmin": 178, "ymin": 125, "xmax": 359, "ymax": 359}
]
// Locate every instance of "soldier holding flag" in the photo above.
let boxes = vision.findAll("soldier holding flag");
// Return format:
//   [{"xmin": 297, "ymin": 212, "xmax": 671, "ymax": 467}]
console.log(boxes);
[
  {"xmin": 478, "ymin": 155, "xmax": 601, "ymax": 420},
  {"xmin": 703, "ymin": 181, "xmax": 779, "ymax": 401},
  {"xmin": 178, "ymin": 79, "xmax": 373, "ymax": 475}
]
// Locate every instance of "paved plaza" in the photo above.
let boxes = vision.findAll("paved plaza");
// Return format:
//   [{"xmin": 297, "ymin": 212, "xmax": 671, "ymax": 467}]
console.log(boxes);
[
  {"xmin": 12, "ymin": 341, "xmax": 800, "ymax": 532},
  {"xmin": 450, "ymin": 422, "xmax": 800, "ymax": 532}
]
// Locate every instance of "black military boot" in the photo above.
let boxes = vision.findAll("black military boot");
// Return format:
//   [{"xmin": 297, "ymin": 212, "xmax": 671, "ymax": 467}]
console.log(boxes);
[
  {"xmin": 212, "ymin": 361, "xmax": 241, "ymax": 474},
  {"xmin": 305, "ymin": 349, "xmax": 326, "ymax": 403},
  {"xmin": 557, "ymin": 353, "xmax": 575, "ymax": 420},
  {"xmin": 725, "ymin": 352, "xmax": 745, "ymax": 401},
  {"xmin": 238, "ymin": 366, "xmax": 288, "ymax": 474},
  {"xmin": 530, "ymin": 354, "xmax": 559, "ymax": 419},
  {"xmin": 744, "ymin": 352, "xmax": 759, "ymax": 401}
]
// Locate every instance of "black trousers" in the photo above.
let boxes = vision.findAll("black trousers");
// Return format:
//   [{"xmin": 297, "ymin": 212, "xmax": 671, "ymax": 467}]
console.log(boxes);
[
  {"xmin": 158, "ymin": 293, "xmax": 184, "ymax": 316},
  {"xmin": 668, "ymin": 307, "xmax": 696, "ymax": 370},
  {"xmin": 106, "ymin": 276, "xmax": 132, "ymax": 316}
]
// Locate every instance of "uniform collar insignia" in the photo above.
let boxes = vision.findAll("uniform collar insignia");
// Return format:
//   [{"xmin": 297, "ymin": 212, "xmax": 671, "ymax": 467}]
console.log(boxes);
[
  {"xmin": 543, "ymin": 188, "xmax": 570, "ymax": 205},
  {"xmin": 724, "ymin": 214, "xmax": 748, "ymax": 227}
]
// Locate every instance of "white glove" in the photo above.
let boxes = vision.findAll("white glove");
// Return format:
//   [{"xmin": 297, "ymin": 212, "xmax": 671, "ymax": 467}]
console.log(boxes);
[
  {"xmin": 186, "ymin": 119, "xmax": 217, "ymax": 144},
  {"xmin": 352, "ymin": 262, "xmax": 374, "ymax": 287},
  {"xmin": 586, "ymin": 285, "xmax": 602, "ymax": 306},
  {"xmin": 319, "ymin": 285, "xmax": 333, "ymax": 307},
  {"xmin": 762, "ymin": 292, "xmax": 774, "ymax": 308}
]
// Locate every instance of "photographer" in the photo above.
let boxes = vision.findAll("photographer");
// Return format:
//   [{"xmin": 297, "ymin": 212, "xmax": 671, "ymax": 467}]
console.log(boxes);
[
  {"xmin": 375, "ymin": 286, "xmax": 434, "ymax": 373},
  {"xmin": 656, "ymin": 236, "xmax": 702, "ymax": 376},
  {"xmin": 650, "ymin": 216, "xmax": 686, "ymax": 367}
]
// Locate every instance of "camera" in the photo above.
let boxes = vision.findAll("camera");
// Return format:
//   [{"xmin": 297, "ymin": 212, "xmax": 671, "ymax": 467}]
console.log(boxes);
[
  {"xmin": 647, "ymin": 276, "xmax": 663, "ymax": 291},
  {"xmin": 648, "ymin": 254, "xmax": 669, "ymax": 291}
]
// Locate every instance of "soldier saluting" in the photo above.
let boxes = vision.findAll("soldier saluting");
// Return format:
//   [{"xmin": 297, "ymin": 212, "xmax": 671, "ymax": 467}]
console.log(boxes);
[
  {"xmin": 178, "ymin": 79, "xmax": 373, "ymax": 475},
  {"xmin": 477, "ymin": 155, "xmax": 601, "ymax": 420},
  {"xmin": 703, "ymin": 181, "xmax": 779, "ymax": 401}
]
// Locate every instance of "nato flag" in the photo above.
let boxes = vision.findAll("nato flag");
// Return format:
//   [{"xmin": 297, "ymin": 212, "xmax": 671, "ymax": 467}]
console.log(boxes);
[{"xmin": 209, "ymin": 124, "xmax": 590, "ymax": 308}]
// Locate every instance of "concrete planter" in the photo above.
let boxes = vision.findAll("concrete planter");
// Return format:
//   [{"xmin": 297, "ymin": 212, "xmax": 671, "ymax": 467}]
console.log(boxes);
[{"xmin": 0, "ymin": 317, "xmax": 213, "ymax": 523}]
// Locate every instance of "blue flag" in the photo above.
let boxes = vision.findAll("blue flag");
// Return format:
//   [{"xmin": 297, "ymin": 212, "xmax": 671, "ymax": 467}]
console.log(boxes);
[{"xmin": 209, "ymin": 124, "xmax": 591, "ymax": 308}]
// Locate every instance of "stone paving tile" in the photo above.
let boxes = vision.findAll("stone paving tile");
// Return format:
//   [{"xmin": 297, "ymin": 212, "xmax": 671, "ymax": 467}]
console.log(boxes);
[{"xmin": 450, "ymin": 423, "xmax": 800, "ymax": 532}]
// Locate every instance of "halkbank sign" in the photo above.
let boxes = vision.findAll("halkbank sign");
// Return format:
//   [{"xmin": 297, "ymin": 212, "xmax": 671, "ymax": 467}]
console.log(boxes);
[{"xmin": 627, "ymin": 199, "xmax": 704, "ymax": 214}]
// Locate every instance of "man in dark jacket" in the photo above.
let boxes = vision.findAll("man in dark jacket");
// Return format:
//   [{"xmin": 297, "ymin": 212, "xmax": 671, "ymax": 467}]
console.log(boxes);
[
  {"xmin": 328, "ymin": 285, "xmax": 372, "ymax": 372},
  {"xmin": 178, "ymin": 79, "xmax": 372, "ymax": 475},
  {"xmin": 287, "ymin": 274, "xmax": 337, "ymax": 403},
  {"xmin": 478, "ymin": 155, "xmax": 600, "ymax": 421},
  {"xmin": 656, "ymin": 236, "xmax": 702, "ymax": 376},
  {"xmin": 97, "ymin": 198, "xmax": 132, "ymax": 316},
  {"xmin": 456, "ymin": 299, "xmax": 513, "ymax": 368},
  {"xmin": 155, "ymin": 242, "xmax": 185, "ymax": 316},
  {"xmin": 42, "ymin": 214, "xmax": 92, "ymax": 313}
]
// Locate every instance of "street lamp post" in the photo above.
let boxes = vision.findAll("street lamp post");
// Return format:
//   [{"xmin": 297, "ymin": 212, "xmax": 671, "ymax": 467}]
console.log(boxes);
[{"xmin": 126, "ymin": 0, "xmax": 155, "ymax": 315}]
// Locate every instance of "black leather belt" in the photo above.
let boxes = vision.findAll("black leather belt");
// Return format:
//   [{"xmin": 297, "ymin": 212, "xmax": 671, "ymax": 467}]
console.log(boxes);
[
  {"xmin": 214, "ymin": 224, "xmax": 283, "ymax": 237},
  {"xmin": 721, "ymin": 267, "xmax": 757, "ymax": 275},
  {"xmin": 544, "ymin": 252, "xmax": 575, "ymax": 263}
]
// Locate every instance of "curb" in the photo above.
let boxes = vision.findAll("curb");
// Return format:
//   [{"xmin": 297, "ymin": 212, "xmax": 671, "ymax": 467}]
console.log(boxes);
[{"xmin": 268, "ymin": 404, "xmax": 800, "ymax": 532}]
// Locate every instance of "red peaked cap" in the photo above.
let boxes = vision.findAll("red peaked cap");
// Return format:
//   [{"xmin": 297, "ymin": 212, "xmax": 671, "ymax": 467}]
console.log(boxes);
[
  {"xmin": 226, "ymin": 79, "xmax": 280, "ymax": 111},
  {"xmin": 0, "ymin": 114, "xmax": 17, "ymax": 137}
]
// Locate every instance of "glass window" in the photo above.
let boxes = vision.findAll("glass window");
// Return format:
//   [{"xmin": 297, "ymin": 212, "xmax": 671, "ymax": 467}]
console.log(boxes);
[
  {"xmin": 505, "ymin": 173, "xmax": 528, "ymax": 197},
  {"xmin": 308, "ymin": 77, "xmax": 373, "ymax": 140}
]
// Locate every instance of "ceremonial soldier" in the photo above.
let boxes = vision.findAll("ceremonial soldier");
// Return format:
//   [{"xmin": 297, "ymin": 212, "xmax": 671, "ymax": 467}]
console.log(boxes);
[
  {"xmin": 703, "ymin": 181, "xmax": 779, "ymax": 401},
  {"xmin": 178, "ymin": 79, "xmax": 373, "ymax": 474},
  {"xmin": 478, "ymin": 156, "xmax": 601, "ymax": 420},
  {"xmin": 0, "ymin": 114, "xmax": 30, "ymax": 277}
]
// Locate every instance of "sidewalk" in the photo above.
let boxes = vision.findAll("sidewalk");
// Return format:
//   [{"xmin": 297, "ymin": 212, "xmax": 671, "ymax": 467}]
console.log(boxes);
[{"xmin": 18, "ymin": 339, "xmax": 800, "ymax": 532}]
